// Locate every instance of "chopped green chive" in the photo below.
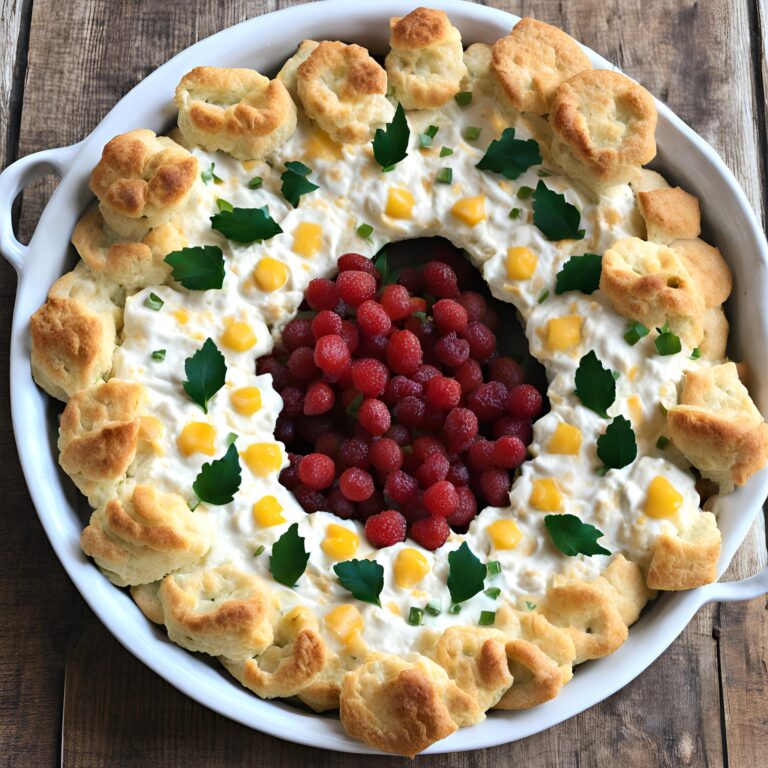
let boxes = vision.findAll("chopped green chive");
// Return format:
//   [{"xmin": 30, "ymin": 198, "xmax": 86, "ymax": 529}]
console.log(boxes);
[
  {"xmin": 356, "ymin": 222, "xmax": 374, "ymax": 242},
  {"xmin": 247, "ymin": 176, "xmax": 263, "ymax": 189},
  {"xmin": 517, "ymin": 185, "xmax": 534, "ymax": 200},
  {"xmin": 525, "ymin": 600, "xmax": 537, "ymax": 611},
  {"xmin": 439, "ymin": 146, "xmax": 454, "ymax": 157},
  {"xmin": 624, "ymin": 321, "xmax": 650, "ymax": 346},
  {"xmin": 254, "ymin": 544, "xmax": 265, "ymax": 557},
  {"xmin": 381, "ymin": 164, "xmax": 395, "ymax": 173},
  {"xmin": 596, "ymin": 465, "xmax": 610, "ymax": 477},
  {"xmin": 537, "ymin": 169, "xmax": 552, "ymax": 177},
  {"xmin": 509, "ymin": 207, "xmax": 521, "ymax": 219},
  {"xmin": 226, "ymin": 432, "xmax": 238, "ymax": 446},
  {"xmin": 216, "ymin": 198, "xmax": 234, "ymax": 213},
  {"xmin": 656, "ymin": 436, "xmax": 670, "ymax": 449},
  {"xmin": 537, "ymin": 288, "xmax": 550, "ymax": 303},
  {"xmin": 484, "ymin": 587, "xmax": 501, "ymax": 600},
  {"xmin": 425, "ymin": 600, "xmax": 441, "ymax": 616},
  {"xmin": 448, "ymin": 603, "xmax": 463, "ymax": 615},
  {"xmin": 612, "ymin": 370, "xmax": 621, "ymax": 380},
  {"xmin": 201, "ymin": 162, "xmax": 223, "ymax": 185},
  {"xmin": 436, "ymin": 167, "xmax": 453, "ymax": 184},
  {"xmin": 455, "ymin": 91, "xmax": 473, "ymax": 106},
  {"xmin": 478, "ymin": 610, "xmax": 496, "ymax": 626},
  {"xmin": 408, "ymin": 607, "xmax": 425, "ymax": 626},
  {"xmin": 419, "ymin": 125, "xmax": 439, "ymax": 147},
  {"xmin": 463, "ymin": 126, "xmax": 482, "ymax": 141},
  {"xmin": 486, "ymin": 560, "xmax": 502, "ymax": 577},
  {"xmin": 690, "ymin": 347, "xmax": 702, "ymax": 360},
  {"xmin": 188, "ymin": 497, "xmax": 200, "ymax": 511},
  {"xmin": 151, "ymin": 349, "xmax": 166, "ymax": 361},
  {"xmin": 655, "ymin": 324, "xmax": 682, "ymax": 356},
  {"xmin": 144, "ymin": 292, "xmax": 164, "ymax": 311}
]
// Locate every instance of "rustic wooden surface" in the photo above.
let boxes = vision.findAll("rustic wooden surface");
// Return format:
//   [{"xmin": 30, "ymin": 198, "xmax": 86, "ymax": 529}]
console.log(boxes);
[{"xmin": 1, "ymin": 0, "xmax": 767, "ymax": 765}]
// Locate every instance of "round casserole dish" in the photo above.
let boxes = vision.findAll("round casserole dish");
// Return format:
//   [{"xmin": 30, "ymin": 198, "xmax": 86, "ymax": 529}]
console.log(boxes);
[{"xmin": 1, "ymin": 0, "xmax": 767, "ymax": 755}]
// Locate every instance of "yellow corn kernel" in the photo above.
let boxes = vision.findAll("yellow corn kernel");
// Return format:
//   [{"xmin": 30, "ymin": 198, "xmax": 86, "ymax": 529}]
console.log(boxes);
[
  {"xmin": 394, "ymin": 548, "xmax": 430, "ymax": 588},
  {"xmin": 530, "ymin": 478, "xmax": 563, "ymax": 512},
  {"xmin": 546, "ymin": 315, "xmax": 583, "ymax": 351},
  {"xmin": 252, "ymin": 495, "xmax": 286, "ymax": 527},
  {"xmin": 325, "ymin": 604, "xmax": 364, "ymax": 645},
  {"xmin": 172, "ymin": 309, "xmax": 189, "ymax": 325},
  {"xmin": 547, "ymin": 423, "xmax": 582, "ymax": 455},
  {"xmin": 304, "ymin": 128, "xmax": 343, "ymax": 161},
  {"xmin": 138, "ymin": 416, "xmax": 164, "ymax": 454},
  {"xmin": 292, "ymin": 221, "xmax": 323, "ymax": 258},
  {"xmin": 645, "ymin": 476, "xmax": 683, "ymax": 519},
  {"xmin": 253, "ymin": 257, "xmax": 288, "ymax": 292},
  {"xmin": 221, "ymin": 320, "xmax": 256, "ymax": 352},
  {"xmin": 387, "ymin": 601, "xmax": 401, "ymax": 617},
  {"xmin": 506, "ymin": 246, "xmax": 538, "ymax": 280},
  {"xmin": 487, "ymin": 519, "xmax": 522, "ymax": 550},
  {"xmin": 385, "ymin": 187, "xmax": 415, "ymax": 219},
  {"xmin": 627, "ymin": 395, "xmax": 643, "ymax": 425},
  {"xmin": 230, "ymin": 386, "xmax": 262, "ymax": 416},
  {"xmin": 628, "ymin": 366, "xmax": 639, "ymax": 382},
  {"xmin": 242, "ymin": 442, "xmax": 283, "ymax": 476},
  {"xmin": 321, "ymin": 523, "xmax": 359, "ymax": 560},
  {"xmin": 451, "ymin": 195, "xmax": 486, "ymax": 227},
  {"xmin": 177, "ymin": 422, "xmax": 216, "ymax": 457}
]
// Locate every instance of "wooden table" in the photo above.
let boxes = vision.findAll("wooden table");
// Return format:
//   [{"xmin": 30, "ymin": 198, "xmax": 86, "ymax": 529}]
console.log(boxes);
[{"xmin": 1, "ymin": 1, "xmax": 767, "ymax": 765}]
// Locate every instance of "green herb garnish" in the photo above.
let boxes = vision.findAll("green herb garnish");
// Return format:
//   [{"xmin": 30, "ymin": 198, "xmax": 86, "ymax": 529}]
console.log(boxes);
[
  {"xmin": 574, "ymin": 351, "xmax": 616, "ymax": 418},
  {"xmin": 517, "ymin": 185, "xmax": 534, "ymax": 200},
  {"xmin": 192, "ymin": 442, "xmax": 241, "ymax": 506},
  {"xmin": 447, "ymin": 542, "xmax": 486, "ymax": 604},
  {"xmin": 439, "ymin": 146, "xmax": 454, "ymax": 157},
  {"xmin": 164, "ymin": 245, "xmax": 225, "ymax": 290},
  {"xmin": 690, "ymin": 347, "xmax": 702, "ymax": 360},
  {"xmin": 509, "ymin": 207, "xmax": 521, "ymax": 220},
  {"xmin": 436, "ymin": 167, "xmax": 453, "ymax": 184},
  {"xmin": 356, "ymin": 223, "xmax": 374, "ymax": 242},
  {"xmin": 372, "ymin": 249, "xmax": 401, "ymax": 285},
  {"xmin": 216, "ymin": 198, "xmax": 233, "ymax": 213},
  {"xmin": 183, "ymin": 338, "xmax": 226, "ymax": 413},
  {"xmin": 537, "ymin": 288, "xmax": 549, "ymax": 303},
  {"xmin": 201, "ymin": 162, "xmax": 223, "ymax": 185},
  {"xmin": 555, "ymin": 253, "xmax": 602, "ymax": 295},
  {"xmin": 484, "ymin": 587, "xmax": 501, "ymax": 600},
  {"xmin": 334, "ymin": 559, "xmax": 384, "ymax": 606},
  {"xmin": 210, "ymin": 205, "xmax": 283, "ymax": 243},
  {"xmin": 448, "ymin": 603, "xmax": 462, "ymax": 614},
  {"xmin": 425, "ymin": 600, "xmax": 441, "ymax": 616},
  {"xmin": 372, "ymin": 103, "xmax": 409, "ymax": 171},
  {"xmin": 656, "ymin": 436, "xmax": 670, "ymax": 449},
  {"xmin": 280, "ymin": 161, "xmax": 319, "ymax": 208},
  {"xmin": 655, "ymin": 323, "xmax": 682, "ymax": 356},
  {"xmin": 533, "ymin": 180, "xmax": 585, "ymax": 240},
  {"xmin": 478, "ymin": 610, "xmax": 496, "ymax": 626},
  {"xmin": 270, "ymin": 523, "xmax": 310, "ymax": 587},
  {"xmin": 254, "ymin": 544, "xmax": 265, "ymax": 557},
  {"xmin": 475, "ymin": 128, "xmax": 542, "ymax": 180},
  {"xmin": 418, "ymin": 125, "xmax": 439, "ymax": 148},
  {"xmin": 151, "ymin": 349, "xmax": 166, "ymax": 361},
  {"xmin": 225, "ymin": 432, "xmax": 238, "ymax": 446},
  {"xmin": 247, "ymin": 176, "xmax": 263, "ymax": 189},
  {"xmin": 455, "ymin": 91, "xmax": 473, "ymax": 106},
  {"xmin": 486, "ymin": 560, "xmax": 502, "ymax": 577},
  {"xmin": 596, "ymin": 415, "xmax": 637, "ymax": 471},
  {"xmin": 346, "ymin": 392, "xmax": 363, "ymax": 418},
  {"xmin": 463, "ymin": 126, "xmax": 482, "ymax": 141},
  {"xmin": 144, "ymin": 292, "xmax": 164, "ymax": 311},
  {"xmin": 545, "ymin": 513, "xmax": 611, "ymax": 557},
  {"xmin": 408, "ymin": 607, "xmax": 425, "ymax": 626},
  {"xmin": 525, "ymin": 601, "xmax": 537, "ymax": 611},
  {"xmin": 624, "ymin": 321, "xmax": 650, "ymax": 346}
]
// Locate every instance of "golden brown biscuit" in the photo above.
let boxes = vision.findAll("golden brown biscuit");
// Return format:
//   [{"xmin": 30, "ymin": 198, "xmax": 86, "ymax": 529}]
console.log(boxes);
[
  {"xmin": 699, "ymin": 306, "xmax": 729, "ymax": 360},
  {"xmin": 550, "ymin": 69, "xmax": 657, "ymax": 191},
  {"xmin": 276, "ymin": 40, "xmax": 320, "ymax": 100},
  {"xmin": 385, "ymin": 8, "xmax": 467, "ymax": 110},
  {"xmin": 647, "ymin": 511, "xmax": 721, "ymax": 590},
  {"xmin": 130, "ymin": 581, "xmax": 164, "ymax": 624},
  {"xmin": 463, "ymin": 42, "xmax": 493, "ymax": 82},
  {"xmin": 30, "ymin": 265, "xmax": 119, "ymax": 401},
  {"xmin": 492, "ymin": 18, "xmax": 592, "ymax": 116},
  {"xmin": 297, "ymin": 41, "xmax": 395, "ymax": 144},
  {"xmin": 158, "ymin": 565, "xmax": 277, "ymax": 660},
  {"xmin": 631, "ymin": 168, "xmax": 670, "ymax": 194},
  {"xmin": 638, "ymin": 187, "xmax": 701, "ymax": 245},
  {"xmin": 223, "ymin": 606, "xmax": 326, "ymax": 698},
  {"xmin": 667, "ymin": 363, "xmax": 768, "ymax": 492},
  {"xmin": 175, "ymin": 66, "xmax": 297, "ymax": 161},
  {"xmin": 671, "ymin": 237, "xmax": 733, "ymax": 308},
  {"xmin": 58, "ymin": 379, "xmax": 144, "ymax": 508},
  {"xmin": 90, "ymin": 129, "xmax": 198, "ymax": 239},
  {"xmin": 494, "ymin": 639, "xmax": 564, "ymax": 710},
  {"xmin": 339, "ymin": 653, "xmax": 484, "ymax": 757},
  {"xmin": 80, "ymin": 484, "xmax": 213, "ymax": 587},
  {"xmin": 72, "ymin": 203, "xmax": 184, "ymax": 290},
  {"xmin": 600, "ymin": 236, "xmax": 705, "ymax": 346}
]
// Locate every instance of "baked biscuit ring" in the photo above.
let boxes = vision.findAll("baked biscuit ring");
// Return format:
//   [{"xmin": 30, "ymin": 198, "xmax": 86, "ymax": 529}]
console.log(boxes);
[
  {"xmin": 276, "ymin": 40, "xmax": 320, "ymax": 100},
  {"xmin": 600, "ymin": 236, "xmax": 705, "ymax": 347},
  {"xmin": 638, "ymin": 187, "xmax": 701, "ymax": 245},
  {"xmin": 550, "ymin": 69, "xmax": 657, "ymax": 191},
  {"xmin": 130, "ymin": 581, "xmax": 164, "ymax": 624},
  {"xmin": 224, "ymin": 606, "xmax": 326, "ymax": 698},
  {"xmin": 667, "ymin": 362, "xmax": 768, "ymax": 492},
  {"xmin": 174, "ymin": 66, "xmax": 298, "ymax": 161},
  {"xmin": 80, "ymin": 484, "xmax": 213, "ymax": 587},
  {"xmin": 297, "ymin": 41, "xmax": 395, "ymax": 144},
  {"xmin": 647, "ymin": 512, "xmax": 721, "ymax": 590},
  {"xmin": 58, "ymin": 379, "xmax": 144, "ymax": 509},
  {"xmin": 89, "ymin": 129, "xmax": 198, "ymax": 239},
  {"xmin": 339, "ymin": 653, "xmax": 484, "ymax": 758},
  {"xmin": 699, "ymin": 306, "xmax": 729, "ymax": 360},
  {"xmin": 494, "ymin": 639, "xmax": 564, "ymax": 711},
  {"xmin": 385, "ymin": 8, "xmax": 467, "ymax": 110},
  {"xmin": 491, "ymin": 18, "xmax": 592, "ymax": 116},
  {"xmin": 72, "ymin": 204, "xmax": 185, "ymax": 290},
  {"xmin": 158, "ymin": 565, "xmax": 277, "ymax": 660},
  {"xmin": 671, "ymin": 237, "xmax": 733, "ymax": 309},
  {"xmin": 30, "ymin": 264, "xmax": 119, "ymax": 401}
]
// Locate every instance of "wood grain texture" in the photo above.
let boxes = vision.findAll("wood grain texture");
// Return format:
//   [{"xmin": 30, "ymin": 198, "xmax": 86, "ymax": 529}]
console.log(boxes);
[{"xmin": 1, "ymin": 1, "xmax": 767, "ymax": 766}]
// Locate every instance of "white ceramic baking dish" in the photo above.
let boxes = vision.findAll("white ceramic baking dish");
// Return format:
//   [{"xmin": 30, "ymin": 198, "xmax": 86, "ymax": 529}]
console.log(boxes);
[{"xmin": 1, "ymin": 0, "xmax": 767, "ymax": 754}]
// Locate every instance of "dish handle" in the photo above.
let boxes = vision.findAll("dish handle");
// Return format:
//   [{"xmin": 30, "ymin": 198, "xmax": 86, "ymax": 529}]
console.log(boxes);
[
  {"xmin": 697, "ymin": 564, "xmax": 768, "ymax": 605},
  {"xmin": 0, "ymin": 141, "xmax": 85, "ymax": 274}
]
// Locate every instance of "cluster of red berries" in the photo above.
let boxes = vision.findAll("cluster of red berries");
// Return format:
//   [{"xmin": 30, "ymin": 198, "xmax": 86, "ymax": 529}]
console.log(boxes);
[{"xmin": 257, "ymin": 242, "xmax": 544, "ymax": 551}]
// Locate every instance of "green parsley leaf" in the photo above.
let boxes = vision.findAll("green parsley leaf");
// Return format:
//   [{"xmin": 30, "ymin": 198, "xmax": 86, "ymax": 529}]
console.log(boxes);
[
  {"xmin": 211, "ymin": 205, "xmax": 283, "ymax": 243},
  {"xmin": 525, "ymin": 601, "xmax": 537, "ymax": 611},
  {"xmin": 183, "ymin": 338, "xmax": 226, "ymax": 413},
  {"xmin": 226, "ymin": 432, "xmax": 238, "ymax": 446},
  {"xmin": 574, "ymin": 351, "xmax": 616, "ymax": 418},
  {"xmin": 475, "ymin": 128, "xmax": 542, "ymax": 180},
  {"xmin": 372, "ymin": 103, "xmax": 409, "ymax": 171},
  {"xmin": 280, "ymin": 161, "xmax": 319, "ymax": 208},
  {"xmin": 624, "ymin": 321, "xmax": 650, "ymax": 346},
  {"xmin": 418, "ymin": 125, "xmax": 439, "ymax": 148},
  {"xmin": 216, "ymin": 198, "xmax": 234, "ymax": 213},
  {"xmin": 439, "ymin": 146, "xmax": 454, "ymax": 157},
  {"xmin": 655, "ymin": 324, "xmax": 682, "ymax": 356},
  {"xmin": 447, "ymin": 542, "xmax": 486, "ymax": 604},
  {"xmin": 192, "ymin": 442, "xmax": 242, "ymax": 506},
  {"xmin": 656, "ymin": 435, "xmax": 670, "ymax": 449},
  {"xmin": 436, "ymin": 167, "xmax": 453, "ymax": 184},
  {"xmin": 164, "ymin": 245, "xmax": 225, "ymax": 290},
  {"xmin": 533, "ymin": 181, "xmax": 585, "ymax": 240},
  {"xmin": 455, "ymin": 91, "xmax": 473, "ymax": 106},
  {"xmin": 690, "ymin": 347, "xmax": 702, "ymax": 360},
  {"xmin": 517, "ymin": 185, "xmax": 534, "ymax": 200},
  {"xmin": 425, "ymin": 600, "xmax": 441, "ymax": 616},
  {"xmin": 270, "ymin": 523, "xmax": 310, "ymax": 587},
  {"xmin": 372, "ymin": 249, "xmax": 401, "ymax": 285},
  {"xmin": 555, "ymin": 253, "xmax": 602, "ymax": 295},
  {"xmin": 356, "ymin": 223, "xmax": 374, "ymax": 242},
  {"xmin": 201, "ymin": 162, "xmax": 223, "ymax": 185},
  {"xmin": 596, "ymin": 415, "xmax": 637, "ymax": 470},
  {"xmin": 408, "ymin": 606, "xmax": 424, "ymax": 625},
  {"xmin": 478, "ymin": 610, "xmax": 496, "ymax": 626},
  {"xmin": 334, "ymin": 559, "xmax": 384, "ymax": 606},
  {"xmin": 346, "ymin": 392, "xmax": 363, "ymax": 418},
  {"xmin": 537, "ymin": 288, "xmax": 549, "ymax": 303},
  {"xmin": 247, "ymin": 176, "xmax": 263, "ymax": 189},
  {"xmin": 509, "ymin": 207, "xmax": 521, "ymax": 220},
  {"xmin": 151, "ymin": 349, "xmax": 166, "ymax": 361},
  {"xmin": 545, "ymin": 513, "xmax": 611, "ymax": 557},
  {"xmin": 144, "ymin": 292, "xmax": 164, "ymax": 311},
  {"xmin": 463, "ymin": 126, "xmax": 482, "ymax": 141}
]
